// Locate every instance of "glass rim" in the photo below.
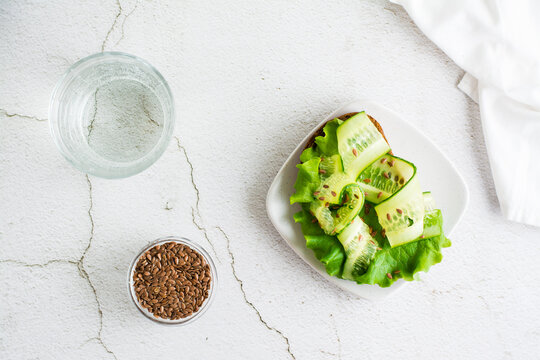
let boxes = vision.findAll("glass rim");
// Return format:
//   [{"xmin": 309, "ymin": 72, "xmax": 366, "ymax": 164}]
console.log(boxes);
[
  {"xmin": 127, "ymin": 236, "xmax": 218, "ymax": 326},
  {"xmin": 48, "ymin": 51, "xmax": 175, "ymax": 179}
]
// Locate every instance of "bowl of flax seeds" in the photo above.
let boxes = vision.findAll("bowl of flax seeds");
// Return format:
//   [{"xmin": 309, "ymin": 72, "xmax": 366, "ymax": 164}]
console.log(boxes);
[{"xmin": 128, "ymin": 236, "xmax": 217, "ymax": 325}]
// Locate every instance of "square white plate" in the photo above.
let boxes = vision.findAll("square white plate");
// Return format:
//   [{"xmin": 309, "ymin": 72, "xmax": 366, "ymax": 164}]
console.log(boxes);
[{"xmin": 266, "ymin": 99, "xmax": 469, "ymax": 300}]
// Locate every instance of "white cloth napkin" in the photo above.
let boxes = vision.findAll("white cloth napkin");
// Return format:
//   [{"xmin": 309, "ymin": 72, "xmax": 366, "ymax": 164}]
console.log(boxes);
[{"xmin": 391, "ymin": 0, "xmax": 540, "ymax": 227}]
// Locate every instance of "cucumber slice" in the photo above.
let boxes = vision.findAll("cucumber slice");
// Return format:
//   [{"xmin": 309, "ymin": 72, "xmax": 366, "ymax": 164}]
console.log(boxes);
[
  {"xmin": 337, "ymin": 215, "xmax": 377, "ymax": 279},
  {"xmin": 312, "ymin": 155, "xmax": 354, "ymax": 205},
  {"xmin": 420, "ymin": 192, "xmax": 441, "ymax": 239},
  {"xmin": 337, "ymin": 112, "xmax": 391, "ymax": 177},
  {"xmin": 314, "ymin": 172, "xmax": 352, "ymax": 205},
  {"xmin": 319, "ymin": 154, "xmax": 343, "ymax": 177},
  {"xmin": 310, "ymin": 184, "xmax": 365, "ymax": 235},
  {"xmin": 358, "ymin": 155, "xmax": 415, "ymax": 204},
  {"xmin": 375, "ymin": 168, "xmax": 425, "ymax": 247},
  {"xmin": 422, "ymin": 191, "xmax": 436, "ymax": 212},
  {"xmin": 422, "ymin": 209, "xmax": 443, "ymax": 239}
]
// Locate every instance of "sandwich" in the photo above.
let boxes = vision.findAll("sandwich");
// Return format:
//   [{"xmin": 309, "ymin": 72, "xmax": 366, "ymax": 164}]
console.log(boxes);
[{"xmin": 291, "ymin": 111, "xmax": 450, "ymax": 287}]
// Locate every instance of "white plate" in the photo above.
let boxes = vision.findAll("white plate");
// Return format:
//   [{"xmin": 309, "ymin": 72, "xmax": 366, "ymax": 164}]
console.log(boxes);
[{"xmin": 266, "ymin": 99, "xmax": 469, "ymax": 300}]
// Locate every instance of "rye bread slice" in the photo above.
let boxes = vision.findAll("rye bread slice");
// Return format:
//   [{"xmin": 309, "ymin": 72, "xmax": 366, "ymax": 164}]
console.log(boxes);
[{"xmin": 304, "ymin": 112, "xmax": 392, "ymax": 154}]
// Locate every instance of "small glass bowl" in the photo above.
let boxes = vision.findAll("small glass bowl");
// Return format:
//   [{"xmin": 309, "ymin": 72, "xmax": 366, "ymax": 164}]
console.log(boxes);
[
  {"xmin": 49, "ymin": 52, "xmax": 175, "ymax": 178},
  {"xmin": 127, "ymin": 236, "xmax": 217, "ymax": 325}
]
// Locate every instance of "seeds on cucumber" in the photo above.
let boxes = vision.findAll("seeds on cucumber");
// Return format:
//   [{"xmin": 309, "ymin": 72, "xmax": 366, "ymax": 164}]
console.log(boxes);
[
  {"xmin": 375, "ymin": 168, "xmax": 425, "ymax": 247},
  {"xmin": 310, "ymin": 184, "xmax": 365, "ymax": 235},
  {"xmin": 337, "ymin": 215, "xmax": 378, "ymax": 279},
  {"xmin": 319, "ymin": 154, "xmax": 344, "ymax": 177},
  {"xmin": 358, "ymin": 155, "xmax": 415, "ymax": 204},
  {"xmin": 337, "ymin": 112, "xmax": 391, "ymax": 177}
]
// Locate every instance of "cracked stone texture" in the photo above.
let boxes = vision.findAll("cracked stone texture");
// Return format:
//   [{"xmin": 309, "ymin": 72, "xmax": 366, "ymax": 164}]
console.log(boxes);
[{"xmin": 1, "ymin": 0, "xmax": 540, "ymax": 359}]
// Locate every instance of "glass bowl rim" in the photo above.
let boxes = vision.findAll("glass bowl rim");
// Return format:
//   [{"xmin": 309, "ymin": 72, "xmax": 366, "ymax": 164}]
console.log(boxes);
[
  {"xmin": 48, "ymin": 51, "xmax": 175, "ymax": 179},
  {"xmin": 127, "ymin": 236, "xmax": 218, "ymax": 326}
]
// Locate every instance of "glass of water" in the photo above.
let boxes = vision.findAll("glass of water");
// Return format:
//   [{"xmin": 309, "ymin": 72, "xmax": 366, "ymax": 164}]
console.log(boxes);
[{"xmin": 49, "ymin": 52, "xmax": 175, "ymax": 178}]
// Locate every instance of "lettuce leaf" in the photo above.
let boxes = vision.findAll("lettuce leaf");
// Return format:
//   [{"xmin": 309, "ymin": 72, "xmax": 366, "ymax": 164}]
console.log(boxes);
[
  {"xmin": 300, "ymin": 147, "xmax": 320, "ymax": 163},
  {"xmin": 294, "ymin": 209, "xmax": 344, "ymax": 277},
  {"xmin": 290, "ymin": 157, "xmax": 321, "ymax": 204},
  {"xmin": 290, "ymin": 119, "xmax": 342, "ymax": 204},
  {"xmin": 294, "ymin": 204, "xmax": 450, "ymax": 287},
  {"xmin": 314, "ymin": 118, "xmax": 342, "ymax": 156},
  {"xmin": 356, "ymin": 207, "xmax": 451, "ymax": 287}
]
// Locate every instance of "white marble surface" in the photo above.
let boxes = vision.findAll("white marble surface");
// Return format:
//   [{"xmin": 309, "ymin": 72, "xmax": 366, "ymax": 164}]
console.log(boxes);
[{"xmin": 1, "ymin": 1, "xmax": 539, "ymax": 359}]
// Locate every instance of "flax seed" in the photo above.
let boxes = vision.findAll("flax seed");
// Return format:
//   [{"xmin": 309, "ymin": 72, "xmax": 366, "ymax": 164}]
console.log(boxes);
[{"xmin": 132, "ymin": 241, "xmax": 212, "ymax": 320}]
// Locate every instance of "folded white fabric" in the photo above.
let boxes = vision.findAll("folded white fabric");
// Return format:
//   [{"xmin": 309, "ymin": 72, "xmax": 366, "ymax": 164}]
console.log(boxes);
[{"xmin": 391, "ymin": 0, "xmax": 540, "ymax": 226}]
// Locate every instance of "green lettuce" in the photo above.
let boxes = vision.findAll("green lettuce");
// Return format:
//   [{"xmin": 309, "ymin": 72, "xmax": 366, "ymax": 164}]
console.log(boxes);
[
  {"xmin": 290, "ymin": 157, "xmax": 321, "ymax": 204},
  {"xmin": 294, "ymin": 209, "xmax": 344, "ymax": 277},
  {"xmin": 354, "ymin": 208, "xmax": 450, "ymax": 287},
  {"xmin": 290, "ymin": 119, "xmax": 342, "ymax": 204},
  {"xmin": 294, "ymin": 204, "xmax": 450, "ymax": 287},
  {"xmin": 314, "ymin": 119, "xmax": 342, "ymax": 156},
  {"xmin": 299, "ymin": 147, "xmax": 320, "ymax": 163}
]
